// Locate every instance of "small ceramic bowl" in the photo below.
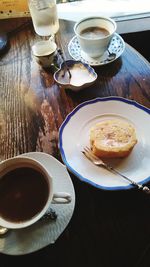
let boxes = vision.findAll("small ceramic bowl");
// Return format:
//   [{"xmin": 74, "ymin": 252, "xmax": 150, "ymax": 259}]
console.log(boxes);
[
  {"xmin": 53, "ymin": 60, "xmax": 97, "ymax": 91},
  {"xmin": 32, "ymin": 39, "xmax": 57, "ymax": 68}
]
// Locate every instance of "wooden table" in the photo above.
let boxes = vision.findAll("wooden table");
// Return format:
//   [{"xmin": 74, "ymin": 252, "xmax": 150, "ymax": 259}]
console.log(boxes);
[{"xmin": 1, "ymin": 17, "xmax": 150, "ymax": 267}]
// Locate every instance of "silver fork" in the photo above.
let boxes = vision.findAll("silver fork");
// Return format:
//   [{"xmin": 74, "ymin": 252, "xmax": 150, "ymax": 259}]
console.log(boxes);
[{"xmin": 82, "ymin": 146, "xmax": 150, "ymax": 193}]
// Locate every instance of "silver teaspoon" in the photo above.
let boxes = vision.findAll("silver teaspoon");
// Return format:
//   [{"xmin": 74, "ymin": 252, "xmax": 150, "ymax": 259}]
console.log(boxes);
[
  {"xmin": 100, "ymin": 49, "xmax": 116, "ymax": 64},
  {"xmin": 107, "ymin": 49, "xmax": 116, "ymax": 61}
]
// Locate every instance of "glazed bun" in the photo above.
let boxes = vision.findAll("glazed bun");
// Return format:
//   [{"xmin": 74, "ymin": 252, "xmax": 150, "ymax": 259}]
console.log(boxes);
[{"xmin": 90, "ymin": 119, "xmax": 137, "ymax": 158}]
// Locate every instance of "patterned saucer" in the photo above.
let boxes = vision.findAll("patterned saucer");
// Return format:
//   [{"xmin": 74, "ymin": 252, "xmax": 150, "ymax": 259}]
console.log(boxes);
[{"xmin": 68, "ymin": 33, "xmax": 125, "ymax": 66}]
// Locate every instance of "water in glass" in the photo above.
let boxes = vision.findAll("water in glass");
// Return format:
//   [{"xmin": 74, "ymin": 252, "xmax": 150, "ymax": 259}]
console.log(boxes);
[{"xmin": 28, "ymin": 0, "xmax": 59, "ymax": 36}]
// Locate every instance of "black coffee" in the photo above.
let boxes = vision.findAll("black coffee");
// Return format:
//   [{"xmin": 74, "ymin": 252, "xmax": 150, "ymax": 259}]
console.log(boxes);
[
  {"xmin": 80, "ymin": 26, "xmax": 110, "ymax": 39},
  {"xmin": 0, "ymin": 167, "xmax": 49, "ymax": 223}
]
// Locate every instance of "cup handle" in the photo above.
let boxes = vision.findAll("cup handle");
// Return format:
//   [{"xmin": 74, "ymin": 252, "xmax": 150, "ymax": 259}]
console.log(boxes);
[
  {"xmin": 49, "ymin": 34, "xmax": 55, "ymax": 42},
  {"xmin": 52, "ymin": 192, "xmax": 71, "ymax": 204}
]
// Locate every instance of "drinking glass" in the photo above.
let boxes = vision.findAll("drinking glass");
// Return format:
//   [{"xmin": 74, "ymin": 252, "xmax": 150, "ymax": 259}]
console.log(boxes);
[{"xmin": 28, "ymin": 0, "xmax": 59, "ymax": 37}]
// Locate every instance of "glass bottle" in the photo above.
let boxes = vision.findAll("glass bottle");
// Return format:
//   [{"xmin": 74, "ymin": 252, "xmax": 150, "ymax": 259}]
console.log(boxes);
[{"xmin": 28, "ymin": 0, "xmax": 59, "ymax": 36}]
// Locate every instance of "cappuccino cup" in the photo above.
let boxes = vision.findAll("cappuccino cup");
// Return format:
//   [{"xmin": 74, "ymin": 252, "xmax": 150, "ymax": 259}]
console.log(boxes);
[
  {"xmin": 74, "ymin": 16, "xmax": 117, "ymax": 58},
  {"xmin": 0, "ymin": 156, "xmax": 71, "ymax": 229}
]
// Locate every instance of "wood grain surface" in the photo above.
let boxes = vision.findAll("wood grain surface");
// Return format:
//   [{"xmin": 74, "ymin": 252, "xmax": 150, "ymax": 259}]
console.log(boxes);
[{"xmin": 1, "ymin": 17, "xmax": 150, "ymax": 267}]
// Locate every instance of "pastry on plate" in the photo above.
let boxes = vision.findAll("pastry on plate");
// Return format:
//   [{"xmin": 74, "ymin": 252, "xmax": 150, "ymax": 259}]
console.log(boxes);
[{"xmin": 90, "ymin": 119, "xmax": 137, "ymax": 158}]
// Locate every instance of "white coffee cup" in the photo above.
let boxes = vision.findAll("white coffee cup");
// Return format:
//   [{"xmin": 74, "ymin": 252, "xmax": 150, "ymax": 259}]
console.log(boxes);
[
  {"xmin": 74, "ymin": 16, "xmax": 117, "ymax": 58},
  {"xmin": 32, "ymin": 37, "xmax": 57, "ymax": 67},
  {"xmin": 0, "ymin": 156, "xmax": 71, "ymax": 229}
]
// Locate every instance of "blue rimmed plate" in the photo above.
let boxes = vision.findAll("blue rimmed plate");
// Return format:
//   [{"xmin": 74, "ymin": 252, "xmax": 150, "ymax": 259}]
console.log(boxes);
[{"xmin": 59, "ymin": 97, "xmax": 150, "ymax": 191}]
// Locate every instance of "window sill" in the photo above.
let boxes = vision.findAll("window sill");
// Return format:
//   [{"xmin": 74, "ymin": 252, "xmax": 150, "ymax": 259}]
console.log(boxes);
[{"xmin": 57, "ymin": 1, "xmax": 150, "ymax": 34}]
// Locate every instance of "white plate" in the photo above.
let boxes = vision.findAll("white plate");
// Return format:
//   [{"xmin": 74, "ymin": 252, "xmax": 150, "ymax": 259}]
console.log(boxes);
[
  {"xmin": 68, "ymin": 33, "xmax": 125, "ymax": 66},
  {"xmin": 59, "ymin": 97, "xmax": 150, "ymax": 191},
  {"xmin": 0, "ymin": 152, "xmax": 75, "ymax": 255}
]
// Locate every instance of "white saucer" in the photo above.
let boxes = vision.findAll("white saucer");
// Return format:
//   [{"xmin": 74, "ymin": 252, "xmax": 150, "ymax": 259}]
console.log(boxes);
[
  {"xmin": 0, "ymin": 152, "xmax": 75, "ymax": 255},
  {"xmin": 68, "ymin": 33, "xmax": 125, "ymax": 66}
]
